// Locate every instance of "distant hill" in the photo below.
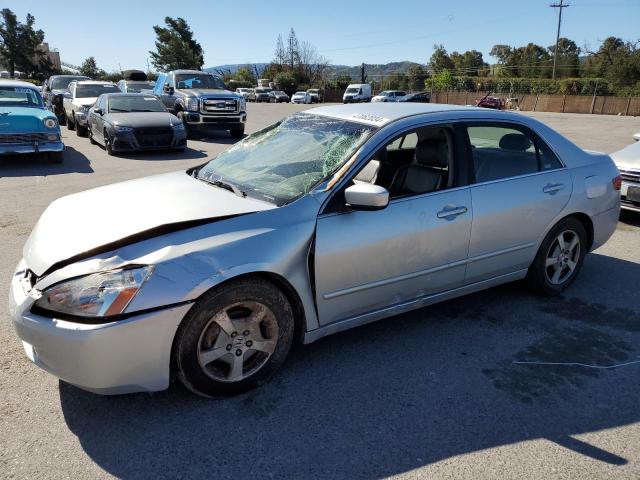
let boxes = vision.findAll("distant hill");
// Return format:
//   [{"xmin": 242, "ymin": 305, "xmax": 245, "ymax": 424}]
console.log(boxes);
[{"xmin": 204, "ymin": 61, "xmax": 425, "ymax": 80}]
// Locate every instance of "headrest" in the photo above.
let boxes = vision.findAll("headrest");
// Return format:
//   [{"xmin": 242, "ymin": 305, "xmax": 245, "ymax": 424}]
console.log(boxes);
[
  {"xmin": 415, "ymin": 139, "xmax": 448, "ymax": 167},
  {"xmin": 499, "ymin": 133, "xmax": 531, "ymax": 152}
]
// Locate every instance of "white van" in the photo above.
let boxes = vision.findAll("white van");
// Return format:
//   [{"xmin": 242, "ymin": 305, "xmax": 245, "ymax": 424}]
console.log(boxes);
[{"xmin": 343, "ymin": 83, "xmax": 372, "ymax": 103}]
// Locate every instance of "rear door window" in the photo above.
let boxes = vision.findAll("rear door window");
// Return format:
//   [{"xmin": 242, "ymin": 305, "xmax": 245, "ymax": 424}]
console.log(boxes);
[{"xmin": 466, "ymin": 123, "xmax": 563, "ymax": 183}]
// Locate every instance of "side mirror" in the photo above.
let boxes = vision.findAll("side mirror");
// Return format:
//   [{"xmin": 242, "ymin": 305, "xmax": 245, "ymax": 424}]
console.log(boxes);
[
  {"xmin": 345, "ymin": 184, "xmax": 389, "ymax": 211},
  {"xmin": 163, "ymin": 83, "xmax": 174, "ymax": 95},
  {"xmin": 93, "ymin": 108, "xmax": 103, "ymax": 115}
]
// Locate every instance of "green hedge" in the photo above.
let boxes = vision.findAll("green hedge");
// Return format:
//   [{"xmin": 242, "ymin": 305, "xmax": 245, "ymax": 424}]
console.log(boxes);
[{"xmin": 431, "ymin": 76, "xmax": 640, "ymax": 96}]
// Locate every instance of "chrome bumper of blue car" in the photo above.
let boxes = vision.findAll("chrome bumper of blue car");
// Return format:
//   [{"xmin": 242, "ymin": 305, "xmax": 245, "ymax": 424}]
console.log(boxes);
[{"xmin": 0, "ymin": 141, "xmax": 65, "ymax": 155}]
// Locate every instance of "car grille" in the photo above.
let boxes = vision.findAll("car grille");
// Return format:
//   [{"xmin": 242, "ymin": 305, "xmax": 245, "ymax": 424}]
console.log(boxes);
[
  {"xmin": 619, "ymin": 168, "xmax": 640, "ymax": 184},
  {"xmin": 200, "ymin": 98, "xmax": 238, "ymax": 114},
  {"xmin": 134, "ymin": 127, "xmax": 173, "ymax": 147},
  {"xmin": 0, "ymin": 133, "xmax": 51, "ymax": 144}
]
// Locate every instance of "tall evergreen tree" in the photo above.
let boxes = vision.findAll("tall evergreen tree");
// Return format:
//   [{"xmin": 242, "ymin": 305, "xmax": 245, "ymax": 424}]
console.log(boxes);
[
  {"xmin": 0, "ymin": 8, "xmax": 47, "ymax": 77},
  {"xmin": 149, "ymin": 17, "xmax": 204, "ymax": 71}
]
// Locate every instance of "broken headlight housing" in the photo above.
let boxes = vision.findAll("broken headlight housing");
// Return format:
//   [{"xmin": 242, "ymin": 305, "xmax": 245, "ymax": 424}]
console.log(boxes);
[{"xmin": 34, "ymin": 266, "xmax": 153, "ymax": 318}]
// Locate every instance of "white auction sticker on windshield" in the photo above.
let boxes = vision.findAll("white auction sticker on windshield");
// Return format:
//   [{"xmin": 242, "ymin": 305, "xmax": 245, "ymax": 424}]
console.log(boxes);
[{"xmin": 350, "ymin": 113, "xmax": 388, "ymax": 125}]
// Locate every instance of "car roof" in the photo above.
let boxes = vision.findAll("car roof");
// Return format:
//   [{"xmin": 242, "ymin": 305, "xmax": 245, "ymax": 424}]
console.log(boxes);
[
  {"xmin": 102, "ymin": 93, "xmax": 156, "ymax": 98},
  {"xmin": 307, "ymin": 102, "xmax": 479, "ymax": 125},
  {"xmin": 171, "ymin": 70, "xmax": 214, "ymax": 75},
  {"xmin": 51, "ymin": 74, "xmax": 89, "ymax": 78},
  {"xmin": 0, "ymin": 79, "xmax": 39, "ymax": 90},
  {"xmin": 74, "ymin": 80, "xmax": 117, "ymax": 85}
]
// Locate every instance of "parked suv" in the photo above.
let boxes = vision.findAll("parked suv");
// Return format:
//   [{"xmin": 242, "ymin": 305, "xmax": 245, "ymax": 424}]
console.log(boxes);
[
  {"xmin": 154, "ymin": 70, "xmax": 246, "ymax": 138},
  {"xmin": 62, "ymin": 80, "xmax": 120, "ymax": 136},
  {"xmin": 254, "ymin": 88, "xmax": 272, "ymax": 103},
  {"xmin": 42, "ymin": 74, "xmax": 90, "ymax": 124}
]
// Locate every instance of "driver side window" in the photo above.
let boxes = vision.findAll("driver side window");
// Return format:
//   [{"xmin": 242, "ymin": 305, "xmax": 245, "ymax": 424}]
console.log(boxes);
[{"xmin": 351, "ymin": 126, "xmax": 455, "ymax": 199}]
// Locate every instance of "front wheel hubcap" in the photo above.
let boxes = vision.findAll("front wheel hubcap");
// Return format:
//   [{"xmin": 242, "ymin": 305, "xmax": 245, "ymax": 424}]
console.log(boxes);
[
  {"xmin": 197, "ymin": 301, "xmax": 278, "ymax": 383},
  {"xmin": 545, "ymin": 230, "xmax": 580, "ymax": 285}
]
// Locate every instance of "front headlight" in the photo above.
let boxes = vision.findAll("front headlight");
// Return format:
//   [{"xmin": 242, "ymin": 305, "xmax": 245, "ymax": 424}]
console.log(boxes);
[
  {"xmin": 238, "ymin": 97, "xmax": 246, "ymax": 110},
  {"xmin": 114, "ymin": 125, "xmax": 133, "ymax": 133},
  {"xmin": 43, "ymin": 118, "xmax": 57, "ymax": 129},
  {"xmin": 34, "ymin": 266, "xmax": 153, "ymax": 318},
  {"xmin": 186, "ymin": 98, "xmax": 199, "ymax": 111}
]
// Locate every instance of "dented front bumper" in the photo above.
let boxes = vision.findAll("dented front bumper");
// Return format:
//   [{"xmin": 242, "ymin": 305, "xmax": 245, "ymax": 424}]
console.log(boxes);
[{"xmin": 9, "ymin": 260, "xmax": 192, "ymax": 395}]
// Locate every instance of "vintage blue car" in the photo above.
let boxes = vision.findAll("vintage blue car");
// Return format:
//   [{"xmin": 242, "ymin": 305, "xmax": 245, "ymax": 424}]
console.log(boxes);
[{"xmin": 0, "ymin": 80, "xmax": 64, "ymax": 163}]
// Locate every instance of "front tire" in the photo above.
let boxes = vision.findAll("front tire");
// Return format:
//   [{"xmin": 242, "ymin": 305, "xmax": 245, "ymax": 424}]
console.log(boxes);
[
  {"xmin": 67, "ymin": 113, "xmax": 75, "ymax": 131},
  {"xmin": 88, "ymin": 126, "xmax": 96, "ymax": 144},
  {"xmin": 230, "ymin": 126, "xmax": 244, "ymax": 139},
  {"xmin": 176, "ymin": 111, "xmax": 192, "ymax": 139},
  {"xmin": 104, "ymin": 129, "xmax": 115, "ymax": 156},
  {"xmin": 76, "ymin": 122, "xmax": 87, "ymax": 137},
  {"xmin": 174, "ymin": 278, "xmax": 294, "ymax": 396},
  {"xmin": 527, "ymin": 217, "xmax": 587, "ymax": 295}
]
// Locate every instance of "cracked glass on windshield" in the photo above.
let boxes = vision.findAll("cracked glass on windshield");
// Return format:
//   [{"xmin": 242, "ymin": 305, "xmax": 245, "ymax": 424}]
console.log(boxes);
[{"xmin": 196, "ymin": 113, "xmax": 374, "ymax": 205}]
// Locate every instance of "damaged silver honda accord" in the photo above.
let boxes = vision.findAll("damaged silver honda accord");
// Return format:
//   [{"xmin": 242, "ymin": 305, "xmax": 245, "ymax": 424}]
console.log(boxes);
[{"xmin": 9, "ymin": 103, "xmax": 620, "ymax": 396}]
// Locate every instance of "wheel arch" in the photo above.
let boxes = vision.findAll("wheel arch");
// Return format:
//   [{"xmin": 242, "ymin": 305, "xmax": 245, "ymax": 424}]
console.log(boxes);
[{"xmin": 562, "ymin": 212, "xmax": 594, "ymax": 251}]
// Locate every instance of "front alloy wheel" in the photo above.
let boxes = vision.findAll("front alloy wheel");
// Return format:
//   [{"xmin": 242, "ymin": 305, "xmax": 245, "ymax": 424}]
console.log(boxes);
[{"xmin": 174, "ymin": 278, "xmax": 294, "ymax": 396}]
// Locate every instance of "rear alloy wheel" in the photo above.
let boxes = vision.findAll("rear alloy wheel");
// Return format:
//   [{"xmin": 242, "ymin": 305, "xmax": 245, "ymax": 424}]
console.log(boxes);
[
  {"xmin": 528, "ymin": 217, "xmax": 587, "ymax": 295},
  {"xmin": 174, "ymin": 278, "xmax": 294, "ymax": 396}
]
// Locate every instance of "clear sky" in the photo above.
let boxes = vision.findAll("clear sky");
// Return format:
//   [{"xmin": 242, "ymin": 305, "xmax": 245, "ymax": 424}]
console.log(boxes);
[{"xmin": 4, "ymin": 0, "xmax": 640, "ymax": 71}]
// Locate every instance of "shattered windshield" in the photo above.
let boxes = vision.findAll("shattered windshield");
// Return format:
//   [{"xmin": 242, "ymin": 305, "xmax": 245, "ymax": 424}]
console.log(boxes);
[{"xmin": 196, "ymin": 113, "xmax": 375, "ymax": 205}]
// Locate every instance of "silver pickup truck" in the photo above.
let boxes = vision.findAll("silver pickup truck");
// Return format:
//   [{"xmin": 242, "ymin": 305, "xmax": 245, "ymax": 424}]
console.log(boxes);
[{"xmin": 154, "ymin": 70, "xmax": 247, "ymax": 138}]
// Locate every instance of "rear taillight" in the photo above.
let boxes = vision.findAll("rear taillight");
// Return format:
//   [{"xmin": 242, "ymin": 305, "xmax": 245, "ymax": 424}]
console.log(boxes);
[{"xmin": 612, "ymin": 175, "xmax": 622, "ymax": 191}]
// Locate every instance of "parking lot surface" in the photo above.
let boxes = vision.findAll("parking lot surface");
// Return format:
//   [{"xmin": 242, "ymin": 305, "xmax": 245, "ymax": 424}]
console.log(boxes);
[{"xmin": 1, "ymin": 103, "xmax": 640, "ymax": 479}]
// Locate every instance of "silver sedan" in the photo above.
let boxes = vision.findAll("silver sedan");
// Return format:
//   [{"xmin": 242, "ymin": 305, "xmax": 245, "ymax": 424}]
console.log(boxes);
[{"xmin": 9, "ymin": 103, "xmax": 620, "ymax": 396}]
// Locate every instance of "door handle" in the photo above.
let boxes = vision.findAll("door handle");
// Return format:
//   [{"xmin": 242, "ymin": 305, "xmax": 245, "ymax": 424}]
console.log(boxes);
[
  {"xmin": 437, "ymin": 206, "xmax": 468, "ymax": 219},
  {"xmin": 543, "ymin": 183, "xmax": 565, "ymax": 195}
]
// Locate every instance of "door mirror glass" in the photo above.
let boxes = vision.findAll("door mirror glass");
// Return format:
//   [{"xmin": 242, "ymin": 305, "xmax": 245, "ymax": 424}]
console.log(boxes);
[{"xmin": 345, "ymin": 184, "xmax": 389, "ymax": 211}]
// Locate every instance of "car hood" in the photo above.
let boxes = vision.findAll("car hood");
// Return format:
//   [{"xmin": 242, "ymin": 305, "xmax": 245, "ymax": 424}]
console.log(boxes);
[
  {"xmin": 23, "ymin": 171, "xmax": 276, "ymax": 276},
  {"xmin": 73, "ymin": 98, "xmax": 97, "ymax": 107},
  {"xmin": 105, "ymin": 112, "xmax": 181, "ymax": 128},
  {"xmin": 611, "ymin": 141, "xmax": 640, "ymax": 170},
  {"xmin": 179, "ymin": 89, "xmax": 238, "ymax": 98},
  {"xmin": 0, "ymin": 106, "xmax": 55, "ymax": 132}
]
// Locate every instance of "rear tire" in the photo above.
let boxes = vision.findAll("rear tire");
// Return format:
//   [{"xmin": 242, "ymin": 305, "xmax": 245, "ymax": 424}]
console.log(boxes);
[
  {"xmin": 174, "ymin": 278, "xmax": 294, "ymax": 396},
  {"xmin": 527, "ymin": 217, "xmax": 587, "ymax": 296}
]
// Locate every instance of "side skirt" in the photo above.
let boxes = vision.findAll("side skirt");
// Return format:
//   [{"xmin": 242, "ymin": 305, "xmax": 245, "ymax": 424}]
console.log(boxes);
[{"xmin": 303, "ymin": 269, "xmax": 528, "ymax": 344}]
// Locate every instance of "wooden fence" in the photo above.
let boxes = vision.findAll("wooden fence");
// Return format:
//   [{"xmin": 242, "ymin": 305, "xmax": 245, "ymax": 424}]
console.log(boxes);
[
  {"xmin": 429, "ymin": 91, "xmax": 640, "ymax": 116},
  {"xmin": 321, "ymin": 88, "xmax": 640, "ymax": 116}
]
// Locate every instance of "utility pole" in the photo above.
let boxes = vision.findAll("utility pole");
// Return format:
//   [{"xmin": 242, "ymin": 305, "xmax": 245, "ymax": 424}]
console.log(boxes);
[
  {"xmin": 360, "ymin": 63, "xmax": 366, "ymax": 83},
  {"xmin": 550, "ymin": 0, "xmax": 570, "ymax": 80}
]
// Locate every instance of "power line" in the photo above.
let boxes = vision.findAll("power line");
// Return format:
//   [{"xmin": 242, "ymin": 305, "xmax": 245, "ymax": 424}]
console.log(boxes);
[{"xmin": 550, "ymin": 0, "xmax": 571, "ymax": 79}]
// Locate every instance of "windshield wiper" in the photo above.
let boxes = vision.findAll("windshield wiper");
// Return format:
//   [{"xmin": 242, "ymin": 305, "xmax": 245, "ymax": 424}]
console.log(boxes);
[{"xmin": 197, "ymin": 175, "xmax": 246, "ymax": 198}]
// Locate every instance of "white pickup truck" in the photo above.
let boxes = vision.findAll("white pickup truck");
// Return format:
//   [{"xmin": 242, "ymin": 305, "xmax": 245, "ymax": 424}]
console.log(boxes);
[{"xmin": 63, "ymin": 80, "xmax": 120, "ymax": 136}]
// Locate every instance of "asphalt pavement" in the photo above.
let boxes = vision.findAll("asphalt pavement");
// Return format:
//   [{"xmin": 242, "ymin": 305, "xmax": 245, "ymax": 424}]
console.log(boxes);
[{"xmin": 1, "ymin": 103, "xmax": 639, "ymax": 479}]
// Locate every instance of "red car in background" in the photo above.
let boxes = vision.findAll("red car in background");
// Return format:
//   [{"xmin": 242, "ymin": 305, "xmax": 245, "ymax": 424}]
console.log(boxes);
[{"xmin": 475, "ymin": 94, "xmax": 505, "ymax": 110}]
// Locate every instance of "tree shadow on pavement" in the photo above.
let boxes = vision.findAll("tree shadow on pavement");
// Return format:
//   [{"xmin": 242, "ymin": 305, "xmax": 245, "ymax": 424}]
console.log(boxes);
[
  {"xmin": 59, "ymin": 253, "xmax": 640, "ymax": 479},
  {"xmin": 0, "ymin": 147, "xmax": 93, "ymax": 177}
]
